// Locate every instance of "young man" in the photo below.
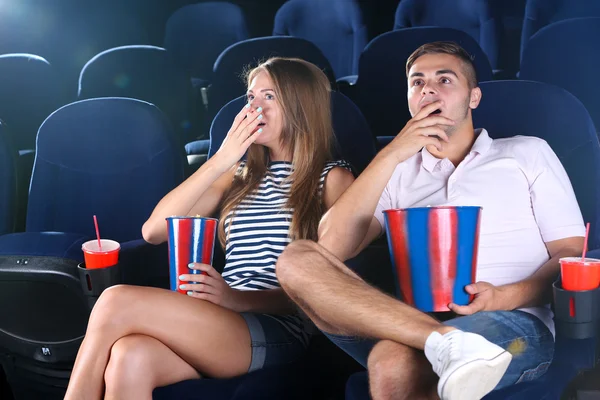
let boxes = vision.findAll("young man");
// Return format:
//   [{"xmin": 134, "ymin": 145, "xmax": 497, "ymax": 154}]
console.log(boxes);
[{"xmin": 276, "ymin": 42, "xmax": 585, "ymax": 400}]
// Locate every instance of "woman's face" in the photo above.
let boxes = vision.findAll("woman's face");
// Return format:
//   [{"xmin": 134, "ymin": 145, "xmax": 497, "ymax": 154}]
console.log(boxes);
[{"xmin": 246, "ymin": 71, "xmax": 284, "ymax": 148}]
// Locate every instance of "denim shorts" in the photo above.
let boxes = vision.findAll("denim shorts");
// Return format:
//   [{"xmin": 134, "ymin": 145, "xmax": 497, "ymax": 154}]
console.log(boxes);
[
  {"xmin": 324, "ymin": 310, "xmax": 554, "ymax": 390},
  {"xmin": 241, "ymin": 313, "xmax": 307, "ymax": 372}
]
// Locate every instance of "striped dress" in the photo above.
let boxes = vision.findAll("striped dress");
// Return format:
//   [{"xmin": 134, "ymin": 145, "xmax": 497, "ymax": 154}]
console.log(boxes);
[{"xmin": 222, "ymin": 160, "xmax": 352, "ymax": 346}]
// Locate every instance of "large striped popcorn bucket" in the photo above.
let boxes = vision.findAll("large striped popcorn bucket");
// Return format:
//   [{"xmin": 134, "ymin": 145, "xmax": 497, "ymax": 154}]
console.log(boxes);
[
  {"xmin": 166, "ymin": 216, "xmax": 218, "ymax": 294},
  {"xmin": 383, "ymin": 206, "xmax": 482, "ymax": 312}
]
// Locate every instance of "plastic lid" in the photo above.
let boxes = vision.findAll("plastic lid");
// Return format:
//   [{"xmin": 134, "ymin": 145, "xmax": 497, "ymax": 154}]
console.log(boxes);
[
  {"xmin": 560, "ymin": 257, "xmax": 600, "ymax": 263},
  {"xmin": 82, "ymin": 239, "xmax": 120, "ymax": 253}
]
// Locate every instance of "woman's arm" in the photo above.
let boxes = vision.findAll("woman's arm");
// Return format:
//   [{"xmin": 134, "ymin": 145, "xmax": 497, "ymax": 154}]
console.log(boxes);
[
  {"xmin": 142, "ymin": 104, "xmax": 264, "ymax": 245},
  {"xmin": 141, "ymin": 158, "xmax": 236, "ymax": 245},
  {"xmin": 322, "ymin": 167, "xmax": 356, "ymax": 210}
]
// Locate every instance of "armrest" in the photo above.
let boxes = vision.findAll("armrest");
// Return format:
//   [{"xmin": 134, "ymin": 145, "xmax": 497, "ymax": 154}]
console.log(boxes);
[
  {"xmin": 336, "ymin": 75, "xmax": 358, "ymax": 86},
  {"xmin": 119, "ymin": 239, "xmax": 169, "ymax": 289}
]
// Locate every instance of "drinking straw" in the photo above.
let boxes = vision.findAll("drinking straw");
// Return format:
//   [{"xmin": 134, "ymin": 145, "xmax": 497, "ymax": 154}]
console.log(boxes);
[
  {"xmin": 582, "ymin": 222, "xmax": 590, "ymax": 260},
  {"xmin": 93, "ymin": 215, "xmax": 102, "ymax": 250}
]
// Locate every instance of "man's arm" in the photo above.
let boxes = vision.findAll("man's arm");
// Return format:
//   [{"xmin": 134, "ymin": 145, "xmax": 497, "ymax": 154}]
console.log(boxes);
[
  {"xmin": 450, "ymin": 237, "xmax": 584, "ymax": 315},
  {"xmin": 318, "ymin": 101, "xmax": 453, "ymax": 261},
  {"xmin": 501, "ymin": 236, "xmax": 584, "ymax": 309}
]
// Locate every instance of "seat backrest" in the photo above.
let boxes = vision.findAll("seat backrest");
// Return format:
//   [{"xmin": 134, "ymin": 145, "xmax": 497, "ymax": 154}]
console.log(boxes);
[
  {"xmin": 473, "ymin": 80, "xmax": 600, "ymax": 249},
  {"xmin": 78, "ymin": 45, "xmax": 194, "ymax": 143},
  {"xmin": 273, "ymin": 0, "xmax": 368, "ymax": 78},
  {"xmin": 210, "ymin": 36, "xmax": 337, "ymax": 118},
  {"xmin": 164, "ymin": 1, "xmax": 249, "ymax": 81},
  {"xmin": 520, "ymin": 17, "xmax": 600, "ymax": 136},
  {"xmin": 0, "ymin": 120, "xmax": 17, "ymax": 236},
  {"xmin": 355, "ymin": 27, "xmax": 493, "ymax": 139},
  {"xmin": 0, "ymin": 54, "xmax": 62, "ymax": 151},
  {"xmin": 521, "ymin": 0, "xmax": 600, "ymax": 59},
  {"xmin": 497, "ymin": 0, "xmax": 527, "ymax": 75},
  {"xmin": 26, "ymin": 97, "xmax": 185, "ymax": 243},
  {"xmin": 394, "ymin": 0, "xmax": 502, "ymax": 68},
  {"xmin": 208, "ymin": 92, "xmax": 377, "ymax": 174}
]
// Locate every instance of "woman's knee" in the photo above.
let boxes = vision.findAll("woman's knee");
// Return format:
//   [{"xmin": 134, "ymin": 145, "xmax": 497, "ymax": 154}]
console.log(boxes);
[
  {"xmin": 88, "ymin": 285, "xmax": 138, "ymax": 329},
  {"xmin": 104, "ymin": 335, "xmax": 154, "ymax": 390}
]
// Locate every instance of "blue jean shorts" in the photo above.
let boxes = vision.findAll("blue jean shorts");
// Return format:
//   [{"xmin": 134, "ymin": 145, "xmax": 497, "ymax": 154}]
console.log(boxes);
[
  {"xmin": 324, "ymin": 310, "xmax": 554, "ymax": 390},
  {"xmin": 241, "ymin": 313, "xmax": 307, "ymax": 372}
]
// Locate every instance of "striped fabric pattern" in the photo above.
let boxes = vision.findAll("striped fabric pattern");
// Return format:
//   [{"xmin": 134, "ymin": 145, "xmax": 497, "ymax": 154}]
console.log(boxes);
[{"xmin": 222, "ymin": 159, "xmax": 352, "ymax": 345}]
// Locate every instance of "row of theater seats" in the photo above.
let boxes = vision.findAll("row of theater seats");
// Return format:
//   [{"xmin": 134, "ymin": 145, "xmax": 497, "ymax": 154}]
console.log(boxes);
[
  {"xmin": 164, "ymin": 0, "xmax": 600, "ymax": 85},
  {"xmin": 1, "ymin": 79, "xmax": 600, "ymax": 399},
  {"xmin": 0, "ymin": 0, "xmax": 592, "ymax": 88},
  {"xmin": 2, "ymin": 15, "xmax": 599, "ymax": 168},
  {"xmin": 3, "ymin": 0, "xmax": 600, "ymax": 153}
]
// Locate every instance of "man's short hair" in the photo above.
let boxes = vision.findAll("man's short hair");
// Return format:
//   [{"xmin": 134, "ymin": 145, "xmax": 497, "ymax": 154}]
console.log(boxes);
[{"xmin": 405, "ymin": 41, "xmax": 478, "ymax": 89}]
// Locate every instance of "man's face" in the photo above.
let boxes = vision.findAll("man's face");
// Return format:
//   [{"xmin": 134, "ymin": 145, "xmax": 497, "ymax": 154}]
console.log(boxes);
[{"xmin": 407, "ymin": 53, "xmax": 480, "ymax": 135}]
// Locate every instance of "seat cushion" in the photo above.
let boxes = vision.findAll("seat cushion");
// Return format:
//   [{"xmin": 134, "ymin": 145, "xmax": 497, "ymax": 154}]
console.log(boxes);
[{"xmin": 185, "ymin": 139, "xmax": 210, "ymax": 155}]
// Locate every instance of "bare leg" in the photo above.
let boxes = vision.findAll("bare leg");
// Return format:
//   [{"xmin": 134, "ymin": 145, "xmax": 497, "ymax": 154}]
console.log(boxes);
[
  {"xmin": 276, "ymin": 240, "xmax": 454, "ymax": 349},
  {"xmin": 368, "ymin": 340, "xmax": 438, "ymax": 400},
  {"xmin": 64, "ymin": 285, "xmax": 251, "ymax": 400},
  {"xmin": 104, "ymin": 334, "xmax": 201, "ymax": 400}
]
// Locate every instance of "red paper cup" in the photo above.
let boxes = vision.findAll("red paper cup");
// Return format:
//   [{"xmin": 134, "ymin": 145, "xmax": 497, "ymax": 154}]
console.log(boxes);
[
  {"xmin": 560, "ymin": 257, "xmax": 600, "ymax": 291},
  {"xmin": 82, "ymin": 239, "xmax": 120, "ymax": 270}
]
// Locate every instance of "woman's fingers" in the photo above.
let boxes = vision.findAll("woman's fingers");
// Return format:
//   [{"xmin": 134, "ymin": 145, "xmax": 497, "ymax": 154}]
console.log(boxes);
[
  {"xmin": 229, "ymin": 103, "xmax": 252, "ymax": 133},
  {"xmin": 233, "ymin": 107, "xmax": 263, "ymax": 138}
]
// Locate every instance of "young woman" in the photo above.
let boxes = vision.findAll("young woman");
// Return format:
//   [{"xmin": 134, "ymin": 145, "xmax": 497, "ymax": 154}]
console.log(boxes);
[{"xmin": 64, "ymin": 57, "xmax": 355, "ymax": 400}]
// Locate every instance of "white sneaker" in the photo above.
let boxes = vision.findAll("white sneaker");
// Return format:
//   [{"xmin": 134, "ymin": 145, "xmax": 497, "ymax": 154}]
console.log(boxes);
[{"xmin": 424, "ymin": 330, "xmax": 512, "ymax": 400}]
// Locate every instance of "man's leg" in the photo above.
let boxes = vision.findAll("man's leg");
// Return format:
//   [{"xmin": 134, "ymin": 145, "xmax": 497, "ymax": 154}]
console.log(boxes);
[
  {"xmin": 368, "ymin": 340, "xmax": 438, "ymax": 400},
  {"xmin": 444, "ymin": 310, "xmax": 555, "ymax": 390},
  {"xmin": 365, "ymin": 310, "xmax": 553, "ymax": 400},
  {"xmin": 277, "ymin": 240, "xmax": 512, "ymax": 400},
  {"xmin": 276, "ymin": 240, "xmax": 452, "ymax": 349}
]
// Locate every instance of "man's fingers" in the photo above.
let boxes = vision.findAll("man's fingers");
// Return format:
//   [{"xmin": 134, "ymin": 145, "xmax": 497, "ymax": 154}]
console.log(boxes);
[
  {"xmin": 448, "ymin": 299, "xmax": 484, "ymax": 315},
  {"xmin": 413, "ymin": 101, "xmax": 444, "ymax": 121},
  {"xmin": 466, "ymin": 282, "xmax": 491, "ymax": 294},
  {"xmin": 414, "ymin": 115, "xmax": 455, "ymax": 129},
  {"xmin": 448, "ymin": 303, "xmax": 476, "ymax": 315},
  {"xmin": 423, "ymin": 136, "xmax": 443, "ymax": 152},
  {"xmin": 415, "ymin": 126, "xmax": 449, "ymax": 142}
]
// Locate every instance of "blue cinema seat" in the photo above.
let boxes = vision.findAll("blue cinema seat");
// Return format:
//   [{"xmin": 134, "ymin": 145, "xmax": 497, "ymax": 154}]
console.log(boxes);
[
  {"xmin": 273, "ymin": 0, "xmax": 368, "ymax": 81},
  {"xmin": 352, "ymin": 27, "xmax": 492, "ymax": 145},
  {"xmin": 0, "ymin": 98, "xmax": 185, "ymax": 399}
]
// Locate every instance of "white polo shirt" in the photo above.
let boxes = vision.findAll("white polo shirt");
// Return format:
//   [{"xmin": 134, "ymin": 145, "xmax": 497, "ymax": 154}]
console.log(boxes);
[{"xmin": 374, "ymin": 129, "xmax": 586, "ymax": 334}]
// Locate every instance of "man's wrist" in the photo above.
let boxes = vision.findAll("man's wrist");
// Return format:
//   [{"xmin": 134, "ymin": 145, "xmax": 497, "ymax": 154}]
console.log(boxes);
[
  {"xmin": 374, "ymin": 146, "xmax": 407, "ymax": 167},
  {"xmin": 496, "ymin": 283, "xmax": 521, "ymax": 311},
  {"xmin": 498, "ymin": 278, "xmax": 547, "ymax": 310}
]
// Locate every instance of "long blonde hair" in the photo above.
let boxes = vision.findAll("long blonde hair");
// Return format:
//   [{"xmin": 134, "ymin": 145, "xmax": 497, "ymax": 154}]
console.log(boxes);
[{"xmin": 218, "ymin": 57, "xmax": 334, "ymax": 247}]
